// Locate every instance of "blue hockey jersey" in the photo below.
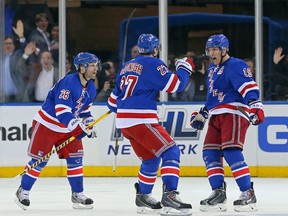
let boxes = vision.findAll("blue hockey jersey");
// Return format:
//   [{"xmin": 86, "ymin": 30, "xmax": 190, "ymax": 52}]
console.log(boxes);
[
  {"xmin": 206, "ymin": 57, "xmax": 260, "ymax": 116},
  {"xmin": 107, "ymin": 55, "xmax": 189, "ymax": 128},
  {"xmin": 34, "ymin": 73, "xmax": 96, "ymax": 133}
]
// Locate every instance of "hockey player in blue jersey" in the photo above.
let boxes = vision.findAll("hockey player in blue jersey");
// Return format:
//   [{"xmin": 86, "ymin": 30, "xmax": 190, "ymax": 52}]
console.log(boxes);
[
  {"xmin": 190, "ymin": 34, "xmax": 265, "ymax": 212},
  {"xmin": 107, "ymin": 34, "xmax": 194, "ymax": 216},
  {"xmin": 15, "ymin": 52, "xmax": 100, "ymax": 210}
]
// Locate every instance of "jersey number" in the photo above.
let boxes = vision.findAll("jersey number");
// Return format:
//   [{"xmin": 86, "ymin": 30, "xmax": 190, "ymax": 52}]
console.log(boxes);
[
  {"xmin": 120, "ymin": 75, "xmax": 138, "ymax": 100},
  {"xmin": 59, "ymin": 89, "xmax": 70, "ymax": 100}
]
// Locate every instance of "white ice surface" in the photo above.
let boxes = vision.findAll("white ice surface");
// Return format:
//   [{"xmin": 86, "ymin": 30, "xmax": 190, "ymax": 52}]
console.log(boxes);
[{"xmin": 0, "ymin": 177, "xmax": 287, "ymax": 216}]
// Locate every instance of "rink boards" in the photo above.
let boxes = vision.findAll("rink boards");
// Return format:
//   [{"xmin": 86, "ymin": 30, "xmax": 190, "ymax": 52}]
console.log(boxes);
[{"xmin": 0, "ymin": 103, "xmax": 287, "ymax": 177}]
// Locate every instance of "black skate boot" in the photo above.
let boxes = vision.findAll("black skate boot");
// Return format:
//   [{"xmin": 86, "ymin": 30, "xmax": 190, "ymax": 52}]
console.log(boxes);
[
  {"xmin": 160, "ymin": 184, "xmax": 192, "ymax": 216},
  {"xmin": 71, "ymin": 191, "xmax": 94, "ymax": 209},
  {"xmin": 15, "ymin": 186, "xmax": 30, "ymax": 211},
  {"xmin": 200, "ymin": 181, "xmax": 227, "ymax": 212},
  {"xmin": 134, "ymin": 182, "xmax": 162, "ymax": 214},
  {"xmin": 234, "ymin": 182, "xmax": 257, "ymax": 212}
]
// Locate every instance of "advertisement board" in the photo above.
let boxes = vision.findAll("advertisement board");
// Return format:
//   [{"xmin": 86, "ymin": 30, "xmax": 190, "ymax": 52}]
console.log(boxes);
[{"xmin": 0, "ymin": 103, "xmax": 287, "ymax": 177}]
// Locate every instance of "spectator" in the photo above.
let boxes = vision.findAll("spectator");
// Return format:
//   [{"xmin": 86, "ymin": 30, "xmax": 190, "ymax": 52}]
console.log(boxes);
[
  {"xmin": 95, "ymin": 81, "xmax": 113, "ymax": 102},
  {"xmin": 4, "ymin": 36, "xmax": 18, "ymax": 102},
  {"xmin": 96, "ymin": 60, "xmax": 116, "ymax": 93},
  {"xmin": 50, "ymin": 23, "xmax": 59, "ymax": 65},
  {"xmin": 28, "ymin": 12, "xmax": 51, "ymax": 53},
  {"xmin": 24, "ymin": 51, "xmax": 59, "ymax": 102},
  {"xmin": 193, "ymin": 55, "xmax": 211, "ymax": 101},
  {"xmin": 271, "ymin": 47, "xmax": 288, "ymax": 100},
  {"xmin": 131, "ymin": 45, "xmax": 139, "ymax": 59}
]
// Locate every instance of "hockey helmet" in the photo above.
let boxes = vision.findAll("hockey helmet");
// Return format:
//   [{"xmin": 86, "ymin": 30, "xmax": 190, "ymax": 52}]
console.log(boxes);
[
  {"xmin": 137, "ymin": 34, "xmax": 161, "ymax": 54},
  {"xmin": 74, "ymin": 52, "xmax": 101, "ymax": 71},
  {"xmin": 205, "ymin": 34, "xmax": 229, "ymax": 55}
]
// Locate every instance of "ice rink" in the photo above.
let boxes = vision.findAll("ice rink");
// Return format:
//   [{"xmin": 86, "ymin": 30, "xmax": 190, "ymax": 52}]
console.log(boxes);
[{"xmin": 0, "ymin": 177, "xmax": 287, "ymax": 216}]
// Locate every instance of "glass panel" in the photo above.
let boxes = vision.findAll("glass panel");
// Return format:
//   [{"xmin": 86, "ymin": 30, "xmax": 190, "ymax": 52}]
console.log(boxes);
[
  {"xmin": 1, "ymin": 1, "xmax": 288, "ymax": 103},
  {"xmin": 263, "ymin": 0, "xmax": 288, "ymax": 101}
]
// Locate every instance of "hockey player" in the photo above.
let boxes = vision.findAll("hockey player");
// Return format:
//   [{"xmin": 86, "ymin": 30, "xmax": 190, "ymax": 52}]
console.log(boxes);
[
  {"xmin": 190, "ymin": 34, "xmax": 265, "ymax": 212},
  {"xmin": 15, "ymin": 52, "xmax": 100, "ymax": 210},
  {"xmin": 107, "ymin": 34, "xmax": 194, "ymax": 216}
]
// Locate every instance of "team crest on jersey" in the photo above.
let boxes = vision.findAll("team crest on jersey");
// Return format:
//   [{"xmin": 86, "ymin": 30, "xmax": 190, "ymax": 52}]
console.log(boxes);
[{"xmin": 217, "ymin": 66, "xmax": 224, "ymax": 75}]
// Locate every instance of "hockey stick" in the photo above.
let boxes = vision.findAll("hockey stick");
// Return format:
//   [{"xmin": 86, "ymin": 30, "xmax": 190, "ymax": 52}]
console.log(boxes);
[
  {"xmin": 111, "ymin": 8, "xmax": 136, "ymax": 172},
  {"xmin": 122, "ymin": 8, "xmax": 137, "ymax": 65},
  {"xmin": 14, "ymin": 110, "xmax": 112, "ymax": 180},
  {"xmin": 112, "ymin": 128, "xmax": 120, "ymax": 172},
  {"xmin": 237, "ymin": 106, "xmax": 252, "ymax": 123}
]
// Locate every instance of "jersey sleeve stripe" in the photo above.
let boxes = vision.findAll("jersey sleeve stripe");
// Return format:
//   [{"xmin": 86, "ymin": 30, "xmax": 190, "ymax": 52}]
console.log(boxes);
[
  {"xmin": 162, "ymin": 74, "xmax": 180, "ymax": 93},
  {"xmin": 55, "ymin": 104, "xmax": 72, "ymax": 116},
  {"xmin": 238, "ymin": 81, "xmax": 259, "ymax": 97},
  {"xmin": 38, "ymin": 109, "xmax": 67, "ymax": 128}
]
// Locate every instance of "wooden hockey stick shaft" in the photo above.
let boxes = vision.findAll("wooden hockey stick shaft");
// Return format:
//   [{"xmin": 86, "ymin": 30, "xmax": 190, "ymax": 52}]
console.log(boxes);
[
  {"xmin": 112, "ymin": 128, "xmax": 120, "ymax": 172},
  {"xmin": 15, "ymin": 110, "xmax": 111, "ymax": 179},
  {"xmin": 237, "ymin": 106, "xmax": 252, "ymax": 123},
  {"xmin": 122, "ymin": 8, "xmax": 137, "ymax": 65}
]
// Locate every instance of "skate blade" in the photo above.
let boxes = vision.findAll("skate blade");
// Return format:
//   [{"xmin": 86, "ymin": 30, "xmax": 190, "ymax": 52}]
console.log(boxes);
[
  {"xmin": 72, "ymin": 203, "xmax": 93, "ymax": 209},
  {"xmin": 14, "ymin": 197, "xmax": 28, "ymax": 211},
  {"xmin": 234, "ymin": 203, "xmax": 257, "ymax": 212},
  {"xmin": 159, "ymin": 207, "xmax": 192, "ymax": 216},
  {"xmin": 137, "ymin": 206, "xmax": 162, "ymax": 214},
  {"xmin": 199, "ymin": 203, "xmax": 227, "ymax": 212}
]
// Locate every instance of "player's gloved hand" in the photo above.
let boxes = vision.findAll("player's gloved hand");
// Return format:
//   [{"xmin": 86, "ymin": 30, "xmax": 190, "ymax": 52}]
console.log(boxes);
[
  {"xmin": 190, "ymin": 106, "xmax": 209, "ymax": 132},
  {"xmin": 248, "ymin": 100, "xmax": 265, "ymax": 125},
  {"xmin": 82, "ymin": 116, "xmax": 97, "ymax": 138},
  {"xmin": 175, "ymin": 57, "xmax": 195, "ymax": 75},
  {"xmin": 82, "ymin": 116, "xmax": 95, "ymax": 125}
]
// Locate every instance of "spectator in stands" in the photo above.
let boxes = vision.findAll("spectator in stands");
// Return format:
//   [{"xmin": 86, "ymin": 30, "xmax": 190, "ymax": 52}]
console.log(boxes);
[
  {"xmin": 28, "ymin": 12, "xmax": 51, "ymax": 53},
  {"xmin": 272, "ymin": 47, "xmax": 288, "ymax": 100},
  {"xmin": 96, "ymin": 60, "xmax": 116, "ymax": 93},
  {"xmin": 50, "ymin": 23, "xmax": 59, "ymax": 65},
  {"xmin": 4, "ymin": 36, "xmax": 19, "ymax": 102},
  {"xmin": 24, "ymin": 51, "xmax": 59, "ymax": 102},
  {"xmin": 131, "ymin": 45, "xmax": 139, "ymax": 59}
]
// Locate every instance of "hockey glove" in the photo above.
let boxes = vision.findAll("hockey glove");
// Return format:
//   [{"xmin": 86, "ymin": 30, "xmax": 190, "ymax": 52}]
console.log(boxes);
[
  {"xmin": 82, "ymin": 116, "xmax": 97, "ymax": 138},
  {"xmin": 248, "ymin": 100, "xmax": 265, "ymax": 125},
  {"xmin": 73, "ymin": 122, "xmax": 92, "ymax": 140},
  {"xmin": 175, "ymin": 57, "xmax": 195, "ymax": 75},
  {"xmin": 190, "ymin": 106, "xmax": 209, "ymax": 132}
]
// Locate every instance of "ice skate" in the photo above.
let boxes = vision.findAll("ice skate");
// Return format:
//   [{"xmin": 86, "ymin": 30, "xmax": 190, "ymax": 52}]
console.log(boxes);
[
  {"xmin": 14, "ymin": 186, "xmax": 30, "ymax": 211},
  {"xmin": 71, "ymin": 191, "xmax": 94, "ymax": 209},
  {"xmin": 160, "ymin": 184, "xmax": 192, "ymax": 216},
  {"xmin": 234, "ymin": 182, "xmax": 257, "ymax": 212},
  {"xmin": 199, "ymin": 181, "xmax": 227, "ymax": 212},
  {"xmin": 134, "ymin": 182, "xmax": 162, "ymax": 214}
]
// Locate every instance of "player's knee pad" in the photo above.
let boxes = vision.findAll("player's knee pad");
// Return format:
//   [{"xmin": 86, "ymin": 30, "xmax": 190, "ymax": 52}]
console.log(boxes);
[
  {"xmin": 161, "ymin": 145, "xmax": 180, "ymax": 167},
  {"xmin": 202, "ymin": 149, "xmax": 222, "ymax": 168},
  {"xmin": 141, "ymin": 157, "xmax": 161, "ymax": 173},
  {"xmin": 223, "ymin": 148, "xmax": 244, "ymax": 168},
  {"xmin": 66, "ymin": 157, "xmax": 83, "ymax": 168}
]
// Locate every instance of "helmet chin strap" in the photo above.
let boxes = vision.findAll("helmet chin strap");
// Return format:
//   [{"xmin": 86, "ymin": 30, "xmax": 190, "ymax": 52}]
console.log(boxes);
[{"xmin": 82, "ymin": 72, "xmax": 89, "ymax": 82}]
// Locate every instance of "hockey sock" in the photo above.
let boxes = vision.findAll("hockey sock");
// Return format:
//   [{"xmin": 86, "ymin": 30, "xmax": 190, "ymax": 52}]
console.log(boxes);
[
  {"xmin": 138, "ymin": 157, "xmax": 161, "ymax": 194},
  {"xmin": 66, "ymin": 157, "xmax": 84, "ymax": 193},
  {"xmin": 203, "ymin": 149, "xmax": 224, "ymax": 190},
  {"xmin": 223, "ymin": 148, "xmax": 251, "ymax": 191},
  {"xmin": 160, "ymin": 145, "xmax": 180, "ymax": 191},
  {"xmin": 21, "ymin": 159, "xmax": 47, "ymax": 191}
]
